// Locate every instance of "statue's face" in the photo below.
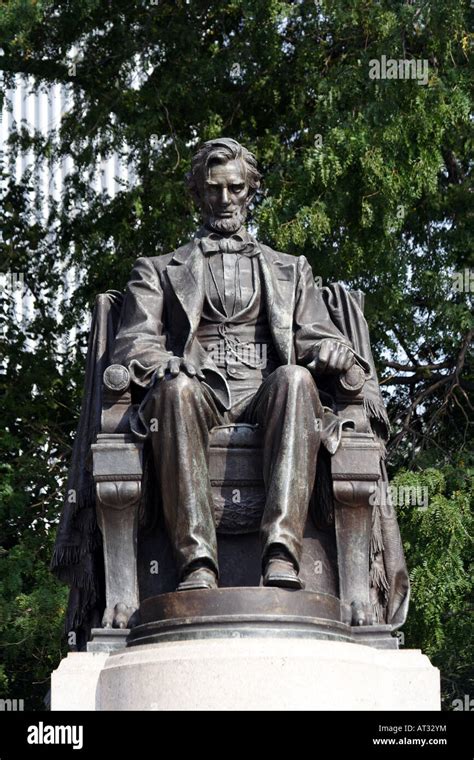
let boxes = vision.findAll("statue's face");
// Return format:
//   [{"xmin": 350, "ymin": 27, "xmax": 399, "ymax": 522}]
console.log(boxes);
[{"xmin": 200, "ymin": 159, "xmax": 250, "ymax": 234}]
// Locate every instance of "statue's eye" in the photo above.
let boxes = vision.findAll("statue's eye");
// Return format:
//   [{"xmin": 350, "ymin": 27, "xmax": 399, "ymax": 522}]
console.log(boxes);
[{"xmin": 231, "ymin": 184, "xmax": 245, "ymax": 193}]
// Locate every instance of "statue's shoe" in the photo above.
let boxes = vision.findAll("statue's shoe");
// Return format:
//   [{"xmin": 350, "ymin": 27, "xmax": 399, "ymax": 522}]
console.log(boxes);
[
  {"xmin": 263, "ymin": 558, "xmax": 305, "ymax": 590},
  {"xmin": 177, "ymin": 567, "xmax": 218, "ymax": 591}
]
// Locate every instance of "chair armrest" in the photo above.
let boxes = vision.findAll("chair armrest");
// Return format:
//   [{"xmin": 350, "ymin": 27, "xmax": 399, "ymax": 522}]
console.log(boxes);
[{"xmin": 101, "ymin": 364, "xmax": 133, "ymax": 434}]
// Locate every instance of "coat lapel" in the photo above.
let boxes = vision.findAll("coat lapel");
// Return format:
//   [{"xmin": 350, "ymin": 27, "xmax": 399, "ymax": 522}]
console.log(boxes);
[
  {"xmin": 257, "ymin": 244, "xmax": 296, "ymax": 364},
  {"xmin": 166, "ymin": 240, "xmax": 232, "ymax": 409},
  {"xmin": 166, "ymin": 240, "xmax": 205, "ymax": 347}
]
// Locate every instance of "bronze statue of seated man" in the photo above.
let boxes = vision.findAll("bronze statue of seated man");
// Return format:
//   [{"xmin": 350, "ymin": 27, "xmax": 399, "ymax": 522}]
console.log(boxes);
[{"xmin": 111, "ymin": 137, "xmax": 357, "ymax": 593}]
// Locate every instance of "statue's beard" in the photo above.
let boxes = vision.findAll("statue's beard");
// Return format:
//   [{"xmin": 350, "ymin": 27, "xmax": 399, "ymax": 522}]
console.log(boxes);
[{"xmin": 203, "ymin": 205, "xmax": 247, "ymax": 235}]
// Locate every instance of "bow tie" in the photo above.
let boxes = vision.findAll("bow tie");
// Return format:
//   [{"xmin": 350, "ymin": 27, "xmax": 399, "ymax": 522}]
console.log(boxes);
[{"xmin": 200, "ymin": 233, "xmax": 258, "ymax": 257}]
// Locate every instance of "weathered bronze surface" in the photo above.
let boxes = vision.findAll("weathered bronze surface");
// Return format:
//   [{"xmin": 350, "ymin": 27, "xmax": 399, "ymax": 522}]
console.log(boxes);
[
  {"xmin": 127, "ymin": 587, "xmax": 350, "ymax": 647},
  {"xmin": 52, "ymin": 138, "xmax": 410, "ymax": 647}
]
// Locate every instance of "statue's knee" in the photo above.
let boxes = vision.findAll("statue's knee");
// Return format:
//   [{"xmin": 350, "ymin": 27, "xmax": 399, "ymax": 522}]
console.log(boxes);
[
  {"xmin": 154, "ymin": 372, "xmax": 198, "ymax": 401},
  {"xmin": 274, "ymin": 365, "xmax": 321, "ymax": 411},
  {"xmin": 274, "ymin": 364, "xmax": 314, "ymax": 387}
]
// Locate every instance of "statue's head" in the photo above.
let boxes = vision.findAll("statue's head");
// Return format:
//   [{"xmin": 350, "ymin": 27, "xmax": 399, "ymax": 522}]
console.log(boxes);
[{"xmin": 186, "ymin": 138, "xmax": 262, "ymax": 234}]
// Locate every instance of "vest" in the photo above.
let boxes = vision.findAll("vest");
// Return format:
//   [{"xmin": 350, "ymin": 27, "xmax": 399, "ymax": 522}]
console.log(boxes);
[{"xmin": 196, "ymin": 258, "xmax": 280, "ymax": 408}]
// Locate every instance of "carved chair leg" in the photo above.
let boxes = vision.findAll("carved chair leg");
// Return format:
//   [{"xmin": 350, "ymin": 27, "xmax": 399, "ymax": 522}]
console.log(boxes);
[
  {"xmin": 331, "ymin": 364, "xmax": 381, "ymax": 626},
  {"xmin": 330, "ymin": 410, "xmax": 381, "ymax": 627},
  {"xmin": 95, "ymin": 480, "xmax": 140, "ymax": 629},
  {"xmin": 92, "ymin": 433, "xmax": 144, "ymax": 630},
  {"xmin": 334, "ymin": 496, "xmax": 373, "ymax": 626}
]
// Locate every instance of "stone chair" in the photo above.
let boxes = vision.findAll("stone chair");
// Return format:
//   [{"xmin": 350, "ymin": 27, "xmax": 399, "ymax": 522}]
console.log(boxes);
[{"xmin": 91, "ymin": 289, "xmax": 383, "ymax": 635}]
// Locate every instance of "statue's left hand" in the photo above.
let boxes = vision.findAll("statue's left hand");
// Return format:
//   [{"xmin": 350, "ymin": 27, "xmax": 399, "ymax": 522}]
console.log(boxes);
[{"xmin": 307, "ymin": 339, "xmax": 356, "ymax": 374}]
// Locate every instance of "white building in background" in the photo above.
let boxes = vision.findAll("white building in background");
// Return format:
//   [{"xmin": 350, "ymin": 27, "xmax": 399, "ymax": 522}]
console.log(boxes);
[{"xmin": 0, "ymin": 74, "xmax": 134, "ymax": 359}]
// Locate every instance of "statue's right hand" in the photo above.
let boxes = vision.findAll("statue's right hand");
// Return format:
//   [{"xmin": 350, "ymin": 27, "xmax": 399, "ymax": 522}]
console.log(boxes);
[{"xmin": 153, "ymin": 357, "xmax": 205, "ymax": 381}]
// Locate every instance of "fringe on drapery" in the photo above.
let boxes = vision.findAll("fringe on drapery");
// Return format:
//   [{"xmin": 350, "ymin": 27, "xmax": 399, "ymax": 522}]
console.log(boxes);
[
  {"xmin": 369, "ymin": 500, "xmax": 390, "ymax": 622},
  {"xmin": 51, "ymin": 482, "xmax": 99, "ymax": 575},
  {"xmin": 51, "ymin": 292, "xmax": 122, "ymax": 643},
  {"xmin": 364, "ymin": 397, "xmax": 390, "ymax": 434}
]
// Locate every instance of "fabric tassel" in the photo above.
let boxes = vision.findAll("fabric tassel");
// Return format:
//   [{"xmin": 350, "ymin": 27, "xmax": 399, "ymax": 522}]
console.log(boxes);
[{"xmin": 370, "ymin": 502, "xmax": 385, "ymax": 559}]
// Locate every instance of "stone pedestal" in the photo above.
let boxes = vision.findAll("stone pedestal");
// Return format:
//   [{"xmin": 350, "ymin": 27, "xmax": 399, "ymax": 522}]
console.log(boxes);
[
  {"xmin": 51, "ymin": 589, "xmax": 440, "ymax": 711},
  {"xmin": 50, "ymin": 652, "xmax": 109, "ymax": 711},
  {"xmin": 51, "ymin": 638, "xmax": 440, "ymax": 711}
]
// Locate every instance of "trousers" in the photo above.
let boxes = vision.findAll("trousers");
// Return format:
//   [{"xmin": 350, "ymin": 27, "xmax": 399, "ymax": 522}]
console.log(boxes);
[{"xmin": 142, "ymin": 364, "xmax": 323, "ymax": 579}]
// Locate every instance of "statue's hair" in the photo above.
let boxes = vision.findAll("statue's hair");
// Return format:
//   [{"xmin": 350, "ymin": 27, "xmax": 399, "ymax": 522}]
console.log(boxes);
[{"xmin": 186, "ymin": 137, "xmax": 262, "ymax": 204}]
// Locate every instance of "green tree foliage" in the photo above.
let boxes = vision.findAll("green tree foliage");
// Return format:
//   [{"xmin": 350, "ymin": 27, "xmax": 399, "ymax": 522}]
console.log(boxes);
[
  {"xmin": 393, "ymin": 466, "xmax": 473, "ymax": 708},
  {"xmin": 0, "ymin": 0, "xmax": 472, "ymax": 709}
]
